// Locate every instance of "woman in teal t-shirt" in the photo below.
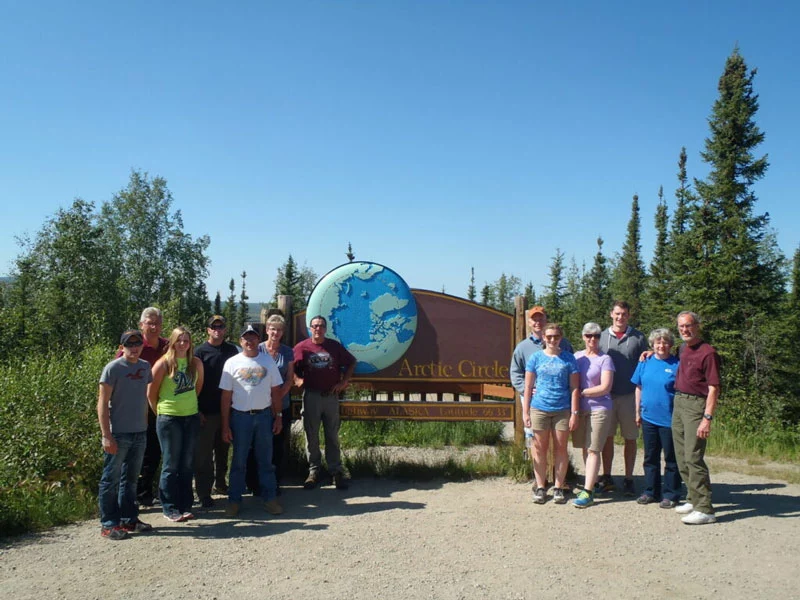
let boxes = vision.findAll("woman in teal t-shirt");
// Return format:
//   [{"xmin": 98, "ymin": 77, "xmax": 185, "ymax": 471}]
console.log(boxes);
[{"xmin": 148, "ymin": 326, "xmax": 204, "ymax": 523}]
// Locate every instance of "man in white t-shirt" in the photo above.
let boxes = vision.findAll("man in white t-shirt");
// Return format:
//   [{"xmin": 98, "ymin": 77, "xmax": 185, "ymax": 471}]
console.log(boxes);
[{"xmin": 220, "ymin": 324, "xmax": 283, "ymax": 518}]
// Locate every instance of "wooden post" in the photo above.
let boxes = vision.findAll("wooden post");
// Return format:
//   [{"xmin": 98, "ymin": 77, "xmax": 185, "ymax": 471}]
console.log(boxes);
[
  {"xmin": 513, "ymin": 295, "xmax": 526, "ymax": 445},
  {"xmin": 275, "ymin": 294, "xmax": 293, "ymax": 476}
]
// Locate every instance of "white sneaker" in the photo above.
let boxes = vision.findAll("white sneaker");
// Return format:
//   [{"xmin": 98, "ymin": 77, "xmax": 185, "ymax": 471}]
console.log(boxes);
[
  {"xmin": 681, "ymin": 510, "xmax": 717, "ymax": 525},
  {"xmin": 675, "ymin": 502, "xmax": 694, "ymax": 514}
]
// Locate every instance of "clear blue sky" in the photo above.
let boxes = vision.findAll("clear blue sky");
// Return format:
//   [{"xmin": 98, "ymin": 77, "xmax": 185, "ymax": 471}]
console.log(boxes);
[{"xmin": 2, "ymin": 1, "xmax": 798, "ymax": 302}]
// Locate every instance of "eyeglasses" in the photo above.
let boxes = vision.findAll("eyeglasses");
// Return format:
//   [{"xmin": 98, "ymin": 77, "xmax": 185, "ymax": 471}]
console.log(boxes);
[
  {"xmin": 209, "ymin": 324, "xmax": 226, "ymax": 330},
  {"xmin": 310, "ymin": 324, "xmax": 326, "ymax": 329},
  {"xmin": 583, "ymin": 333, "xmax": 601, "ymax": 339},
  {"xmin": 123, "ymin": 340, "xmax": 143, "ymax": 348}
]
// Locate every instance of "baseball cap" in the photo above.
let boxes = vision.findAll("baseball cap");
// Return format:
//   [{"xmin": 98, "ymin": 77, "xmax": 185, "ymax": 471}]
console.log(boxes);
[
  {"xmin": 528, "ymin": 306, "xmax": 546, "ymax": 318},
  {"xmin": 207, "ymin": 314, "xmax": 226, "ymax": 327},
  {"xmin": 120, "ymin": 329, "xmax": 143, "ymax": 345},
  {"xmin": 240, "ymin": 323, "xmax": 260, "ymax": 338}
]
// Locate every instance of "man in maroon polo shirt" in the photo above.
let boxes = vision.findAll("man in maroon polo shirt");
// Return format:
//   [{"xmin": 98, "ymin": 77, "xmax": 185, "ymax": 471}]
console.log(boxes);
[{"xmin": 672, "ymin": 311, "xmax": 720, "ymax": 525}]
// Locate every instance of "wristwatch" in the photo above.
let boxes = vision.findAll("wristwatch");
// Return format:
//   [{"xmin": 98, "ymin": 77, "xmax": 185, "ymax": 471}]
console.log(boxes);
[
  {"xmin": 571, "ymin": 411, "xmax": 579, "ymax": 415},
  {"xmin": 703, "ymin": 413, "xmax": 713, "ymax": 421}
]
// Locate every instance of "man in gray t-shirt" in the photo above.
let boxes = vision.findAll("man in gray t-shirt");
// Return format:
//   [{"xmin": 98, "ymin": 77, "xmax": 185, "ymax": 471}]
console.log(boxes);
[{"xmin": 97, "ymin": 329, "xmax": 153, "ymax": 540}]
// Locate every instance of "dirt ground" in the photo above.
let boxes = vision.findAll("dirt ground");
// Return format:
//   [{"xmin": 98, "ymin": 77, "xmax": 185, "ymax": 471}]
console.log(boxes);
[{"xmin": 1, "ymin": 446, "xmax": 799, "ymax": 600}]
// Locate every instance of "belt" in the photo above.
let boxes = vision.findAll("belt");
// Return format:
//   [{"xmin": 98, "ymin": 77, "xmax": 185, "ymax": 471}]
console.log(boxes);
[
  {"xmin": 306, "ymin": 388, "xmax": 336, "ymax": 397},
  {"xmin": 676, "ymin": 391, "xmax": 706, "ymax": 399},
  {"xmin": 233, "ymin": 407, "xmax": 269, "ymax": 415}
]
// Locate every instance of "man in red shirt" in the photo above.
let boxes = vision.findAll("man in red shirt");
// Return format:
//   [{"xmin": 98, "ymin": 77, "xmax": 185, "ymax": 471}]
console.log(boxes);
[
  {"xmin": 293, "ymin": 315, "xmax": 355, "ymax": 490},
  {"xmin": 672, "ymin": 311, "xmax": 720, "ymax": 525}
]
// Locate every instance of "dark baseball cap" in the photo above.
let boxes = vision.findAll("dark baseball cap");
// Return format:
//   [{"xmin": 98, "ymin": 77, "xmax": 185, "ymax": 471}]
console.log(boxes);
[
  {"xmin": 240, "ymin": 323, "xmax": 260, "ymax": 338},
  {"xmin": 207, "ymin": 314, "xmax": 226, "ymax": 327},
  {"xmin": 120, "ymin": 329, "xmax": 143, "ymax": 345}
]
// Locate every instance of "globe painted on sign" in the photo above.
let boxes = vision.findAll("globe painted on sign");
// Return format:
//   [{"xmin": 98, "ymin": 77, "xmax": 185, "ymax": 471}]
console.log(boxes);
[{"xmin": 305, "ymin": 262, "xmax": 418, "ymax": 374}]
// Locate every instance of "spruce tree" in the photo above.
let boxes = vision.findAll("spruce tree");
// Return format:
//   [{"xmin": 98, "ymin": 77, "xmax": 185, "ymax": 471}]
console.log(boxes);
[
  {"xmin": 467, "ymin": 267, "xmax": 476, "ymax": 302},
  {"xmin": 543, "ymin": 249, "xmax": 565, "ymax": 323},
  {"xmin": 237, "ymin": 271, "xmax": 249, "ymax": 331},
  {"xmin": 214, "ymin": 291, "xmax": 222, "ymax": 315},
  {"xmin": 611, "ymin": 194, "xmax": 646, "ymax": 326},
  {"xmin": 642, "ymin": 186, "xmax": 672, "ymax": 331},
  {"xmin": 579, "ymin": 238, "xmax": 612, "ymax": 326},
  {"xmin": 225, "ymin": 278, "xmax": 237, "ymax": 339}
]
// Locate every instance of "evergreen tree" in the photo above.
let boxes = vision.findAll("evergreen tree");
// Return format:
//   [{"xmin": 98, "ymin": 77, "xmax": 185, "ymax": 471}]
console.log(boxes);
[
  {"xmin": 561, "ymin": 257, "xmax": 584, "ymax": 341},
  {"xmin": 642, "ymin": 186, "xmax": 672, "ymax": 331},
  {"xmin": 523, "ymin": 281, "xmax": 535, "ymax": 308},
  {"xmin": 542, "ymin": 249, "xmax": 565, "ymax": 323},
  {"xmin": 346, "ymin": 242, "xmax": 355, "ymax": 262},
  {"xmin": 611, "ymin": 194, "xmax": 646, "ymax": 326},
  {"xmin": 225, "ymin": 278, "xmax": 236, "ymax": 338},
  {"xmin": 214, "ymin": 291, "xmax": 222, "ymax": 315},
  {"xmin": 272, "ymin": 255, "xmax": 317, "ymax": 310},
  {"xmin": 664, "ymin": 147, "xmax": 697, "ymax": 314},
  {"xmin": 578, "ymin": 238, "xmax": 612, "ymax": 326},
  {"xmin": 480, "ymin": 284, "xmax": 493, "ymax": 306},
  {"xmin": 237, "ymin": 271, "xmax": 249, "ymax": 331},
  {"xmin": 467, "ymin": 267, "xmax": 476, "ymax": 302}
]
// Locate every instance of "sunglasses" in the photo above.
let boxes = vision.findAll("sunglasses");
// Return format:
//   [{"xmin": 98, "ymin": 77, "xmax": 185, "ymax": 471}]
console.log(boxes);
[
  {"xmin": 123, "ymin": 340, "xmax": 143, "ymax": 348},
  {"xmin": 209, "ymin": 324, "xmax": 226, "ymax": 330},
  {"xmin": 584, "ymin": 333, "xmax": 601, "ymax": 339}
]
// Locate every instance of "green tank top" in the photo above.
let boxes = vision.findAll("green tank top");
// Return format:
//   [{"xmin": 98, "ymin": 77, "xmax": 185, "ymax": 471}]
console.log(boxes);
[{"xmin": 157, "ymin": 357, "xmax": 198, "ymax": 416}]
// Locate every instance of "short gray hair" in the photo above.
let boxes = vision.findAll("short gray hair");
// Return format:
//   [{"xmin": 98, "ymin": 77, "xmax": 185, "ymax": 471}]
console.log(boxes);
[
  {"xmin": 139, "ymin": 307, "xmax": 162, "ymax": 323},
  {"xmin": 648, "ymin": 328, "xmax": 675, "ymax": 347},
  {"xmin": 582, "ymin": 322, "xmax": 602, "ymax": 336},
  {"xmin": 677, "ymin": 310, "xmax": 700, "ymax": 325},
  {"xmin": 266, "ymin": 314, "xmax": 286, "ymax": 329}
]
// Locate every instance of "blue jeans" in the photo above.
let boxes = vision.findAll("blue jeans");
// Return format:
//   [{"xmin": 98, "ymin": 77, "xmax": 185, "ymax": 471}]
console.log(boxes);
[
  {"xmin": 156, "ymin": 413, "xmax": 200, "ymax": 514},
  {"xmin": 229, "ymin": 409, "xmax": 277, "ymax": 503},
  {"xmin": 98, "ymin": 431, "xmax": 146, "ymax": 528},
  {"xmin": 641, "ymin": 418, "xmax": 681, "ymax": 501}
]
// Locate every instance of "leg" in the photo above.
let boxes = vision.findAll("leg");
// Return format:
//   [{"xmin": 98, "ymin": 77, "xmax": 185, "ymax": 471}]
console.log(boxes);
[
  {"xmin": 213, "ymin": 423, "xmax": 230, "ymax": 490},
  {"xmin": 156, "ymin": 415, "xmax": 180, "ymax": 515},
  {"xmin": 137, "ymin": 409, "xmax": 161, "ymax": 503},
  {"xmin": 661, "ymin": 425, "xmax": 681, "ymax": 501},
  {"xmin": 177, "ymin": 414, "xmax": 199, "ymax": 513},
  {"xmin": 228, "ymin": 410, "xmax": 255, "ymax": 504},
  {"xmin": 532, "ymin": 429, "xmax": 551, "ymax": 489},
  {"xmin": 616, "ymin": 393, "xmax": 638, "ymax": 481},
  {"xmin": 552, "ymin": 429, "xmax": 570, "ymax": 489},
  {"xmin": 672, "ymin": 395, "xmax": 691, "ymax": 504},
  {"xmin": 194, "ymin": 413, "xmax": 217, "ymax": 501},
  {"xmin": 254, "ymin": 411, "xmax": 278, "ymax": 501},
  {"xmin": 119, "ymin": 432, "xmax": 147, "ymax": 524},
  {"xmin": 682, "ymin": 397, "xmax": 713, "ymax": 514},
  {"xmin": 98, "ymin": 443, "xmax": 126, "ymax": 528},
  {"xmin": 641, "ymin": 420, "xmax": 661, "ymax": 499},
  {"xmin": 320, "ymin": 394, "xmax": 342, "ymax": 474},
  {"xmin": 302, "ymin": 390, "xmax": 324, "ymax": 474}
]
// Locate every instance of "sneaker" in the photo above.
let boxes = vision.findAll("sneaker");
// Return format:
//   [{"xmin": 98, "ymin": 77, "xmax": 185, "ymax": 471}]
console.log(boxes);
[
  {"xmin": 637, "ymin": 494, "xmax": 655, "ymax": 505},
  {"xmin": 553, "ymin": 488, "xmax": 566, "ymax": 504},
  {"xmin": 121, "ymin": 519, "xmax": 153, "ymax": 533},
  {"xmin": 225, "ymin": 502, "xmax": 240, "ymax": 518},
  {"xmin": 595, "ymin": 475, "xmax": 615, "ymax": 494},
  {"xmin": 200, "ymin": 496, "xmax": 214, "ymax": 508},
  {"xmin": 101, "ymin": 525, "xmax": 130, "ymax": 540},
  {"xmin": 573, "ymin": 490, "xmax": 594, "ymax": 508},
  {"xmin": 303, "ymin": 471, "xmax": 320, "ymax": 490},
  {"xmin": 623, "ymin": 478, "xmax": 636, "ymax": 497},
  {"xmin": 263, "ymin": 499, "xmax": 284, "ymax": 515},
  {"xmin": 214, "ymin": 483, "xmax": 228, "ymax": 495},
  {"xmin": 181, "ymin": 511, "xmax": 195, "ymax": 521},
  {"xmin": 659, "ymin": 499, "xmax": 678, "ymax": 509},
  {"xmin": 532, "ymin": 487, "xmax": 546, "ymax": 504},
  {"xmin": 681, "ymin": 510, "xmax": 717, "ymax": 525},
  {"xmin": 675, "ymin": 502, "xmax": 694, "ymax": 514},
  {"xmin": 333, "ymin": 472, "xmax": 350, "ymax": 490},
  {"xmin": 163, "ymin": 509, "xmax": 185, "ymax": 523}
]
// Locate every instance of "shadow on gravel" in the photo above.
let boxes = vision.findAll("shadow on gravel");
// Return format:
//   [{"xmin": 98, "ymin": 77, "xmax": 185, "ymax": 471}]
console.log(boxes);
[{"xmin": 712, "ymin": 482, "xmax": 800, "ymax": 522}]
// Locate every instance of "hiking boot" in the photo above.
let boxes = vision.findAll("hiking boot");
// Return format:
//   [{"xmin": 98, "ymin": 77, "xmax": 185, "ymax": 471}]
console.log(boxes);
[
  {"xmin": 675, "ymin": 502, "xmax": 694, "ymax": 514},
  {"xmin": 553, "ymin": 488, "xmax": 566, "ymax": 504},
  {"xmin": 573, "ymin": 490, "xmax": 594, "ymax": 508},
  {"xmin": 334, "ymin": 472, "xmax": 350, "ymax": 490},
  {"xmin": 264, "ymin": 499, "xmax": 284, "ymax": 515},
  {"xmin": 681, "ymin": 510, "xmax": 717, "ymax": 525},
  {"xmin": 121, "ymin": 519, "xmax": 153, "ymax": 533},
  {"xmin": 623, "ymin": 478, "xmax": 636, "ymax": 497},
  {"xmin": 225, "ymin": 502, "xmax": 240, "ymax": 518},
  {"xmin": 101, "ymin": 525, "xmax": 130, "ymax": 540},
  {"xmin": 637, "ymin": 494, "xmax": 655, "ymax": 505},
  {"xmin": 659, "ymin": 499, "xmax": 678, "ymax": 509},
  {"xmin": 303, "ymin": 471, "xmax": 320, "ymax": 490},
  {"xmin": 532, "ymin": 487, "xmax": 546, "ymax": 504}
]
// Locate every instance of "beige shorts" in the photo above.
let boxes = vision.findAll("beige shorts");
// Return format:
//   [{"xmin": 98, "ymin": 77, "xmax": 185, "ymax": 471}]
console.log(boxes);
[
  {"xmin": 572, "ymin": 409, "xmax": 613, "ymax": 452},
  {"xmin": 531, "ymin": 408, "xmax": 570, "ymax": 432},
  {"xmin": 608, "ymin": 393, "xmax": 638, "ymax": 440}
]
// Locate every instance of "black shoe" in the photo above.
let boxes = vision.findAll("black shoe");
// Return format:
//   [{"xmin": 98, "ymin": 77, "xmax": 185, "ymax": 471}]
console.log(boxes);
[
  {"xmin": 623, "ymin": 478, "xmax": 636, "ymax": 497},
  {"xmin": 137, "ymin": 493, "xmax": 155, "ymax": 507},
  {"xmin": 213, "ymin": 484, "xmax": 228, "ymax": 495},
  {"xmin": 200, "ymin": 496, "xmax": 214, "ymax": 508},
  {"xmin": 334, "ymin": 473, "xmax": 350, "ymax": 490}
]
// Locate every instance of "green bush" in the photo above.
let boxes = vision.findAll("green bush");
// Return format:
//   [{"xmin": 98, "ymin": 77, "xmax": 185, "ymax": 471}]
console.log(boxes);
[
  {"xmin": 0, "ymin": 344, "xmax": 111, "ymax": 535},
  {"xmin": 339, "ymin": 420, "xmax": 504, "ymax": 449}
]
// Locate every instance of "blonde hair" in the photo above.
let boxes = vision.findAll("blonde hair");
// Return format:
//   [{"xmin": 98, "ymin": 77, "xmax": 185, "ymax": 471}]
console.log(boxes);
[
  {"xmin": 266, "ymin": 314, "xmax": 286, "ymax": 329},
  {"xmin": 163, "ymin": 326, "xmax": 197, "ymax": 381}
]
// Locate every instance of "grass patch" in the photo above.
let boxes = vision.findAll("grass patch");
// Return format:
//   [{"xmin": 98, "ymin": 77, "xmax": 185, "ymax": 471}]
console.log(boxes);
[{"xmin": 338, "ymin": 420, "xmax": 505, "ymax": 449}]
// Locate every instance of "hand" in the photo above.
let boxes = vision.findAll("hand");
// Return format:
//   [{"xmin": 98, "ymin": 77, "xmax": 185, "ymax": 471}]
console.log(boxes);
[
  {"xmin": 568, "ymin": 414, "xmax": 578, "ymax": 432},
  {"xmin": 222, "ymin": 426, "xmax": 233, "ymax": 444},
  {"xmin": 199, "ymin": 412, "xmax": 207, "ymax": 426},
  {"xmin": 523, "ymin": 413, "xmax": 531, "ymax": 429},
  {"xmin": 102, "ymin": 436, "xmax": 117, "ymax": 455},
  {"xmin": 635, "ymin": 413, "xmax": 642, "ymax": 428},
  {"xmin": 331, "ymin": 380, "xmax": 348, "ymax": 393},
  {"xmin": 639, "ymin": 350, "xmax": 654, "ymax": 362},
  {"xmin": 272, "ymin": 414, "xmax": 283, "ymax": 435},
  {"xmin": 697, "ymin": 419, "xmax": 711, "ymax": 439}
]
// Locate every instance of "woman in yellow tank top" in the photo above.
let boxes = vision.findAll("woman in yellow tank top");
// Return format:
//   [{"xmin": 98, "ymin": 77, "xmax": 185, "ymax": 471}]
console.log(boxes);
[{"xmin": 148, "ymin": 326, "xmax": 204, "ymax": 523}]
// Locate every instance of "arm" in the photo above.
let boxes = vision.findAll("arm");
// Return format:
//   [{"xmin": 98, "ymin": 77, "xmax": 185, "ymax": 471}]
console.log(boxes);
[
  {"xmin": 522, "ymin": 371, "xmax": 535, "ymax": 429},
  {"xmin": 271, "ymin": 386, "xmax": 283, "ymax": 434},
  {"xmin": 509, "ymin": 347, "xmax": 526, "ymax": 394},
  {"xmin": 194, "ymin": 357, "xmax": 204, "ymax": 396},
  {"xmin": 332, "ymin": 359, "xmax": 356, "ymax": 394},
  {"xmin": 220, "ymin": 389, "xmax": 233, "ymax": 443},
  {"xmin": 696, "ymin": 385, "xmax": 719, "ymax": 439},
  {"xmin": 97, "ymin": 383, "xmax": 117, "ymax": 454},
  {"xmin": 278, "ymin": 360, "xmax": 295, "ymax": 402},
  {"xmin": 582, "ymin": 369, "xmax": 614, "ymax": 398},
  {"xmin": 147, "ymin": 358, "xmax": 166, "ymax": 416},
  {"xmin": 568, "ymin": 372, "xmax": 580, "ymax": 432},
  {"xmin": 634, "ymin": 385, "xmax": 642, "ymax": 427}
]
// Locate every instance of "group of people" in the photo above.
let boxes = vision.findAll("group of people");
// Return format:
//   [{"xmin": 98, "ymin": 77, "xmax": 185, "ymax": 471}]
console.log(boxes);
[
  {"xmin": 510, "ymin": 302, "xmax": 720, "ymax": 525},
  {"xmin": 97, "ymin": 308, "xmax": 355, "ymax": 540}
]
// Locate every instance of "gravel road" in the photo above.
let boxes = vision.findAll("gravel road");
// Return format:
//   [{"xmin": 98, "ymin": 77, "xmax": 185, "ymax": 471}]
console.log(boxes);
[{"xmin": 1, "ymin": 447, "xmax": 798, "ymax": 600}]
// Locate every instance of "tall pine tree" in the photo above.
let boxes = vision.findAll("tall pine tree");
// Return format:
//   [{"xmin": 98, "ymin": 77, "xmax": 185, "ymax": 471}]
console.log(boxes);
[{"xmin": 611, "ymin": 194, "xmax": 646, "ymax": 326}]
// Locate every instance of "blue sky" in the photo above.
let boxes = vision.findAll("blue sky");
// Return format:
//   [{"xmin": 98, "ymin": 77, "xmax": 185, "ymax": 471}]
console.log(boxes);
[{"xmin": 2, "ymin": 1, "xmax": 798, "ymax": 302}]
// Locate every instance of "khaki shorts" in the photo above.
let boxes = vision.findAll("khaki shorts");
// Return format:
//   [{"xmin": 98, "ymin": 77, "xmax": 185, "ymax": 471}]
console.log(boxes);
[
  {"xmin": 608, "ymin": 393, "xmax": 638, "ymax": 440},
  {"xmin": 572, "ymin": 409, "xmax": 612, "ymax": 452},
  {"xmin": 531, "ymin": 408, "xmax": 570, "ymax": 432}
]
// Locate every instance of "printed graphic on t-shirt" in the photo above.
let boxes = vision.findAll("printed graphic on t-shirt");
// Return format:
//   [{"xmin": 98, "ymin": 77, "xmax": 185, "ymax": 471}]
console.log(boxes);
[
  {"xmin": 126, "ymin": 368, "xmax": 147, "ymax": 381},
  {"xmin": 173, "ymin": 370, "xmax": 195, "ymax": 395},
  {"xmin": 235, "ymin": 366, "xmax": 267, "ymax": 386},
  {"xmin": 308, "ymin": 351, "xmax": 332, "ymax": 370}
]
